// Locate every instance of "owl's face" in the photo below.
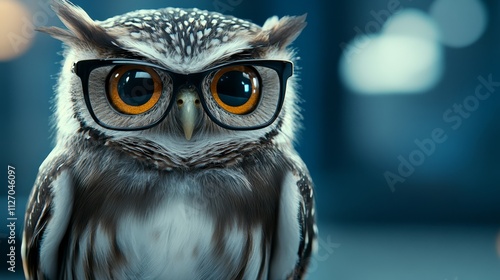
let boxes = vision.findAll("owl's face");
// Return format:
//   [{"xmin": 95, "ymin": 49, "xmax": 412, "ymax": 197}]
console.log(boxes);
[{"xmin": 44, "ymin": 1, "xmax": 305, "ymax": 157}]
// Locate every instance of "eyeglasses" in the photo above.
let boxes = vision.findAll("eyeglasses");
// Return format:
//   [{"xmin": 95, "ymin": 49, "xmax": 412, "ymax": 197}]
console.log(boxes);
[{"xmin": 73, "ymin": 58, "xmax": 293, "ymax": 131}]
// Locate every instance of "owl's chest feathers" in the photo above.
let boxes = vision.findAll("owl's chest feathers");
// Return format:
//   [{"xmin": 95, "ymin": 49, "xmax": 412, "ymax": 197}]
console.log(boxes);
[
  {"xmin": 66, "ymin": 146, "xmax": 290, "ymax": 278},
  {"xmin": 93, "ymin": 176, "xmax": 271, "ymax": 279},
  {"xmin": 75, "ymin": 127, "xmax": 280, "ymax": 170}
]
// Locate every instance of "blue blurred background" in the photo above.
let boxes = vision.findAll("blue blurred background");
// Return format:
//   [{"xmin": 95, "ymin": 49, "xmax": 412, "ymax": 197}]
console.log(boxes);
[{"xmin": 1, "ymin": 0, "xmax": 499, "ymax": 279}]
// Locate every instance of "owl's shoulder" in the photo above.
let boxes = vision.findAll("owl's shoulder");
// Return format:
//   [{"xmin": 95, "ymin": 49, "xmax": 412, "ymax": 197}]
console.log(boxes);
[{"xmin": 22, "ymin": 147, "xmax": 75, "ymax": 279}]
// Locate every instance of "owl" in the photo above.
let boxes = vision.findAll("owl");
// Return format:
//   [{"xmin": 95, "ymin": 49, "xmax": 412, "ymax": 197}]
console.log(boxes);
[{"xmin": 22, "ymin": 0, "xmax": 317, "ymax": 279}]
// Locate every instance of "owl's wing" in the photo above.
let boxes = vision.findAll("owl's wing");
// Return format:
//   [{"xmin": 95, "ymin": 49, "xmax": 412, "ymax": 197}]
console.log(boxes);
[
  {"xmin": 270, "ymin": 164, "xmax": 317, "ymax": 280},
  {"xmin": 22, "ymin": 151, "xmax": 73, "ymax": 280},
  {"xmin": 293, "ymin": 169, "xmax": 317, "ymax": 279}
]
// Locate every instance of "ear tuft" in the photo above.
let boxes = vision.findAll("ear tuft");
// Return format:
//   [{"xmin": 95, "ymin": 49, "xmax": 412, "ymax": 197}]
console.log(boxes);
[
  {"xmin": 263, "ymin": 14, "xmax": 307, "ymax": 49},
  {"xmin": 37, "ymin": 0, "xmax": 121, "ymax": 50}
]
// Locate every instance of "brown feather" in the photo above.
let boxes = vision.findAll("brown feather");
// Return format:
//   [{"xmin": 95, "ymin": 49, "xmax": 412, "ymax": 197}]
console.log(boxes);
[
  {"xmin": 37, "ymin": 0, "xmax": 124, "ymax": 52},
  {"xmin": 268, "ymin": 14, "xmax": 307, "ymax": 49},
  {"xmin": 257, "ymin": 14, "xmax": 307, "ymax": 50}
]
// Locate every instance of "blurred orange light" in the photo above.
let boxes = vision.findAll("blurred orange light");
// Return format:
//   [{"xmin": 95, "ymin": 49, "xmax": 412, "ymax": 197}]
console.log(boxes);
[{"xmin": 0, "ymin": 0, "xmax": 35, "ymax": 61}]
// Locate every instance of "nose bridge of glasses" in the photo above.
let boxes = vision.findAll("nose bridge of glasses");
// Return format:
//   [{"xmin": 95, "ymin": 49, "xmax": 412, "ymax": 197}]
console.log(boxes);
[{"xmin": 170, "ymin": 72, "xmax": 206, "ymax": 100}]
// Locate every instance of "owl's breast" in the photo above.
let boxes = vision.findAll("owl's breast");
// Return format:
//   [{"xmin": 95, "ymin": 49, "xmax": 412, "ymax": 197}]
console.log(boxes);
[
  {"xmin": 69, "ymin": 163, "xmax": 284, "ymax": 279},
  {"xmin": 114, "ymin": 194, "xmax": 259, "ymax": 278},
  {"xmin": 65, "ymin": 145, "xmax": 290, "ymax": 279}
]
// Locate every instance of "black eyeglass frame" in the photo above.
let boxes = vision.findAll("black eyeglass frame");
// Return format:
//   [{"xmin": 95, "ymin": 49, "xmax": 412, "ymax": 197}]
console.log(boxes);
[{"xmin": 72, "ymin": 58, "xmax": 294, "ymax": 131}]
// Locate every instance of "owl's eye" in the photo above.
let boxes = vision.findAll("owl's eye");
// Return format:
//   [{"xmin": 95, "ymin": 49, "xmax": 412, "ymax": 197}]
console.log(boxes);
[
  {"xmin": 211, "ymin": 65, "xmax": 261, "ymax": 115},
  {"xmin": 107, "ymin": 65, "xmax": 162, "ymax": 115}
]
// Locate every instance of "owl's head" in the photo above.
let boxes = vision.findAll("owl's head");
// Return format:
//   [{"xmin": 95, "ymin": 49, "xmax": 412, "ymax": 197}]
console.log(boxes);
[{"xmin": 43, "ymin": 0, "xmax": 306, "ymax": 164}]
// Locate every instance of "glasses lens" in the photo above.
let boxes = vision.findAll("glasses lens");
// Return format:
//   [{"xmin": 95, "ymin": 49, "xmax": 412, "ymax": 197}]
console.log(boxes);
[
  {"xmin": 87, "ymin": 65, "xmax": 172, "ymax": 129},
  {"xmin": 203, "ymin": 65, "xmax": 283, "ymax": 129},
  {"xmin": 211, "ymin": 65, "xmax": 261, "ymax": 115}
]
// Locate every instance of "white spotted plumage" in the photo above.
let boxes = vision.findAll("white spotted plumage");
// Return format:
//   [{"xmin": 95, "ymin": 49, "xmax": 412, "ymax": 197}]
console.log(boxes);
[{"xmin": 22, "ymin": 0, "xmax": 317, "ymax": 279}]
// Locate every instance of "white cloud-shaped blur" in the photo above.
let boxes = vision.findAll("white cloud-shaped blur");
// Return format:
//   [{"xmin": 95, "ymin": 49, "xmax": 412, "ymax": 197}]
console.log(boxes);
[{"xmin": 340, "ymin": 9, "xmax": 443, "ymax": 95}]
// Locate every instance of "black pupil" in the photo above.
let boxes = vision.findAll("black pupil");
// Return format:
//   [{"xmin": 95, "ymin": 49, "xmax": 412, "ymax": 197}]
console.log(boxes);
[
  {"xmin": 216, "ymin": 71, "xmax": 254, "ymax": 106},
  {"xmin": 117, "ymin": 70, "xmax": 155, "ymax": 106}
]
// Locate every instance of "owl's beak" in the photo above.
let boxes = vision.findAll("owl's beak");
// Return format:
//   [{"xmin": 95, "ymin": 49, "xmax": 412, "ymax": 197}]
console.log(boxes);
[{"xmin": 176, "ymin": 88, "xmax": 200, "ymax": 141}]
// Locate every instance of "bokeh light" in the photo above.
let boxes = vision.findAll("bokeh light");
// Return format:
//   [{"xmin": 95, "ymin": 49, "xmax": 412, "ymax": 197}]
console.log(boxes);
[
  {"xmin": 430, "ymin": 0, "xmax": 488, "ymax": 48},
  {"xmin": 0, "ymin": 0, "xmax": 35, "ymax": 61},
  {"xmin": 340, "ymin": 9, "xmax": 443, "ymax": 95},
  {"xmin": 383, "ymin": 8, "xmax": 440, "ymax": 41}
]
